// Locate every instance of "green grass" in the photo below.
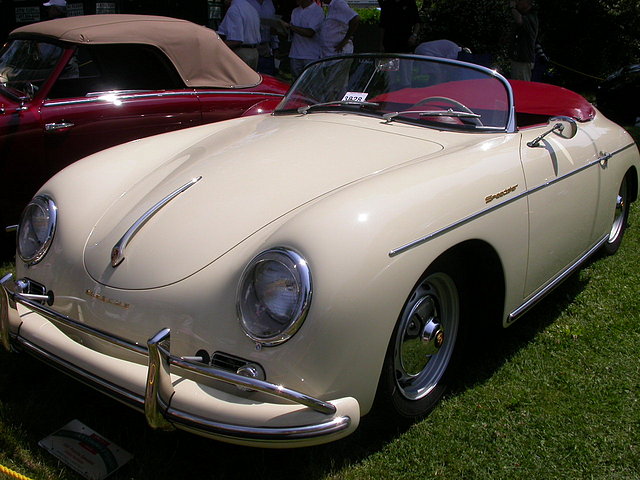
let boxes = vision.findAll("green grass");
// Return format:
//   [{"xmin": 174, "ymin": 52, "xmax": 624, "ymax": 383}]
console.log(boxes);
[
  {"xmin": 1, "ymin": 148, "xmax": 639, "ymax": 479},
  {"xmin": 2, "ymin": 208, "xmax": 639, "ymax": 480}
]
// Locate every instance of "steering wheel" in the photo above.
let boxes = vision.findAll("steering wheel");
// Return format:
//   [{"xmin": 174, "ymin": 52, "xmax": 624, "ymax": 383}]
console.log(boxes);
[{"xmin": 409, "ymin": 96, "xmax": 483, "ymax": 126}]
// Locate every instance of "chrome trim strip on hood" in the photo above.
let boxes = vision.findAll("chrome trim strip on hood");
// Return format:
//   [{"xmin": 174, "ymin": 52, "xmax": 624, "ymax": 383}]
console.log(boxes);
[{"xmin": 111, "ymin": 176, "xmax": 202, "ymax": 267}]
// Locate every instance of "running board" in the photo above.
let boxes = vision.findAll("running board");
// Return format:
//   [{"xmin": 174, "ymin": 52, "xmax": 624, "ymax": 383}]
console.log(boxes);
[{"xmin": 507, "ymin": 234, "xmax": 608, "ymax": 325}]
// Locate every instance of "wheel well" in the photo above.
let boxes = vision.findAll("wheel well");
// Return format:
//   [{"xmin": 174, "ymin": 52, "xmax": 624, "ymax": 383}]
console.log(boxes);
[
  {"xmin": 432, "ymin": 240, "xmax": 506, "ymax": 329},
  {"xmin": 627, "ymin": 166, "xmax": 638, "ymax": 203}
]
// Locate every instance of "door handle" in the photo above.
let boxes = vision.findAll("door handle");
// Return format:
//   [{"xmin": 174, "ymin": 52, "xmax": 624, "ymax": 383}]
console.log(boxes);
[{"xmin": 44, "ymin": 122, "xmax": 75, "ymax": 132}]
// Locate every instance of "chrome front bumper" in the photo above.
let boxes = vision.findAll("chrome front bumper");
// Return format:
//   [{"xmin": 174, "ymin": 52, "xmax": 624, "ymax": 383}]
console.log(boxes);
[{"xmin": 0, "ymin": 274, "xmax": 356, "ymax": 446}]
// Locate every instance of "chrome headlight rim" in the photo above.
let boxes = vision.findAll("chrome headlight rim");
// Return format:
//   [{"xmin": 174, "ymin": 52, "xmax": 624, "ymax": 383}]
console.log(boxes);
[
  {"xmin": 237, "ymin": 247, "xmax": 312, "ymax": 347},
  {"xmin": 17, "ymin": 195, "xmax": 57, "ymax": 265}
]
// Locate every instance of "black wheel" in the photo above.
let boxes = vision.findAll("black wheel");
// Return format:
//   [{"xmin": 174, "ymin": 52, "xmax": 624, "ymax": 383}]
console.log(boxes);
[
  {"xmin": 602, "ymin": 175, "xmax": 630, "ymax": 256},
  {"xmin": 378, "ymin": 266, "xmax": 464, "ymax": 419}
]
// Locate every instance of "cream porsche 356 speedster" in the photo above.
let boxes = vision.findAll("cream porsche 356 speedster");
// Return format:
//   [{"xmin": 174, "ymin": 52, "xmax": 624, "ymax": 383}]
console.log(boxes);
[{"xmin": 2, "ymin": 54, "xmax": 639, "ymax": 447}]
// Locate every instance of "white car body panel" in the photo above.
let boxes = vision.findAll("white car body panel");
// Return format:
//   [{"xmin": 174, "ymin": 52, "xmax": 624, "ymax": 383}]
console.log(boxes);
[{"xmin": 3, "ymin": 54, "xmax": 638, "ymax": 447}]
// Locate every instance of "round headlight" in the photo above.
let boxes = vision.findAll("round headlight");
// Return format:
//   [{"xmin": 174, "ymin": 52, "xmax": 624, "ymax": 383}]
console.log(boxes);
[
  {"xmin": 17, "ymin": 195, "xmax": 57, "ymax": 265},
  {"xmin": 237, "ymin": 248, "xmax": 312, "ymax": 346}
]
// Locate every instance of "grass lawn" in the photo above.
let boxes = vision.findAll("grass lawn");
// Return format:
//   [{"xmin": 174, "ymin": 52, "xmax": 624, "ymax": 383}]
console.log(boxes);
[{"xmin": 1, "ymin": 135, "xmax": 639, "ymax": 479}]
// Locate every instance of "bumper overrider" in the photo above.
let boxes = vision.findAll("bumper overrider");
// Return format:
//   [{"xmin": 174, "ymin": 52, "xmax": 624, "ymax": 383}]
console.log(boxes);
[{"xmin": 0, "ymin": 274, "xmax": 358, "ymax": 447}]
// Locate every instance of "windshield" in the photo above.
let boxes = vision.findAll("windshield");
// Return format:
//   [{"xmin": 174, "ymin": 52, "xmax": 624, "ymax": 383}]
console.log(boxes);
[
  {"xmin": 0, "ymin": 39, "xmax": 65, "ymax": 99},
  {"xmin": 276, "ymin": 54, "xmax": 514, "ymax": 132}
]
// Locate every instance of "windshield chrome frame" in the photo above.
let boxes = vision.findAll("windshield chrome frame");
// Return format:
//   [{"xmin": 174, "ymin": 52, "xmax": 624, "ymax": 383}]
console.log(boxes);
[
  {"xmin": 277, "ymin": 53, "xmax": 517, "ymax": 134},
  {"xmin": 0, "ymin": 36, "xmax": 73, "ymax": 102}
]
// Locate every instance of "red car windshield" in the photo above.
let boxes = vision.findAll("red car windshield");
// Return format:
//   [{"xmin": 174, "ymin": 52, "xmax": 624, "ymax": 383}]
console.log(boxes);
[{"xmin": 0, "ymin": 39, "xmax": 65, "ymax": 99}]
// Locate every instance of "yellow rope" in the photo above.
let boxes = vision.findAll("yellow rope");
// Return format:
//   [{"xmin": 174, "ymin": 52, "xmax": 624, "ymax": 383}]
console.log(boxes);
[
  {"xmin": 548, "ymin": 59, "xmax": 606, "ymax": 82},
  {"xmin": 0, "ymin": 463, "xmax": 33, "ymax": 480}
]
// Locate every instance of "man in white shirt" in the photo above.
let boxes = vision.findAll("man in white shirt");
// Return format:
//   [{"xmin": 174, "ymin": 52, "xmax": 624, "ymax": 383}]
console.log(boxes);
[
  {"xmin": 247, "ymin": 0, "xmax": 280, "ymax": 74},
  {"xmin": 320, "ymin": 0, "xmax": 359, "ymax": 58},
  {"xmin": 280, "ymin": 0, "xmax": 324, "ymax": 78},
  {"xmin": 43, "ymin": 0, "xmax": 67, "ymax": 19},
  {"xmin": 218, "ymin": 0, "xmax": 262, "ymax": 70},
  {"xmin": 414, "ymin": 40, "xmax": 471, "ymax": 85},
  {"xmin": 415, "ymin": 39, "xmax": 463, "ymax": 60}
]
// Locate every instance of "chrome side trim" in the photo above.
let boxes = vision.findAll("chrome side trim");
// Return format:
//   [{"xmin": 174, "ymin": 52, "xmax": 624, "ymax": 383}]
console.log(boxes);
[
  {"xmin": 44, "ymin": 121, "xmax": 75, "ymax": 131},
  {"xmin": 195, "ymin": 91, "xmax": 284, "ymax": 98},
  {"xmin": 389, "ymin": 191, "xmax": 526, "ymax": 257},
  {"xmin": 43, "ymin": 91, "xmax": 284, "ymax": 107},
  {"xmin": 507, "ymin": 234, "xmax": 609, "ymax": 324},
  {"xmin": 111, "ymin": 176, "xmax": 202, "ymax": 267},
  {"xmin": 389, "ymin": 143, "xmax": 636, "ymax": 257}
]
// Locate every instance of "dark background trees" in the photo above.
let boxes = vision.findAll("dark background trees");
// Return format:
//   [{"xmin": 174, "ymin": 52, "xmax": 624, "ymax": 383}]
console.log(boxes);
[
  {"xmin": 2, "ymin": 0, "xmax": 638, "ymax": 94},
  {"xmin": 417, "ymin": 0, "xmax": 640, "ymax": 91}
]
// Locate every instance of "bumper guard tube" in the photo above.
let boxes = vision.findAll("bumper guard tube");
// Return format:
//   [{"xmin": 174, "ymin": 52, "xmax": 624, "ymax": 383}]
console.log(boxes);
[{"xmin": 0, "ymin": 275, "xmax": 356, "ymax": 446}]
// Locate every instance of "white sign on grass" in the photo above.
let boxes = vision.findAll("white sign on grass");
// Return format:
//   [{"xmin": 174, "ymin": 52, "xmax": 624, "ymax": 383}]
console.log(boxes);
[{"xmin": 39, "ymin": 419, "xmax": 132, "ymax": 480}]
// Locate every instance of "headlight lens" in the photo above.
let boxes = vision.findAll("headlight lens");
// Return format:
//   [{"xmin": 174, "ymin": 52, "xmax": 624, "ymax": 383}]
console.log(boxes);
[
  {"xmin": 17, "ymin": 195, "xmax": 57, "ymax": 265},
  {"xmin": 237, "ymin": 248, "xmax": 312, "ymax": 346}
]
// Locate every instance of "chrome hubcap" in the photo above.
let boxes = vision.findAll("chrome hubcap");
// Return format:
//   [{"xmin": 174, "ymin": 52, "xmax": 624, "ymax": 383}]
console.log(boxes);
[
  {"xmin": 422, "ymin": 317, "xmax": 444, "ymax": 355},
  {"xmin": 609, "ymin": 178, "xmax": 628, "ymax": 243},
  {"xmin": 394, "ymin": 273, "xmax": 459, "ymax": 400}
]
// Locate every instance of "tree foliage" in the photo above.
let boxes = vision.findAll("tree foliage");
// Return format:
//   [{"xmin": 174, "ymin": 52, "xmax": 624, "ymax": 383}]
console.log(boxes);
[{"xmin": 358, "ymin": 0, "xmax": 640, "ymax": 90}]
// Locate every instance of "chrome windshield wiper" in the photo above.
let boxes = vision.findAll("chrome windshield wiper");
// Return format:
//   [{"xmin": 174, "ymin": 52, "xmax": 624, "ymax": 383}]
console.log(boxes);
[
  {"xmin": 382, "ymin": 109, "xmax": 482, "ymax": 124},
  {"xmin": 297, "ymin": 100, "xmax": 380, "ymax": 114}
]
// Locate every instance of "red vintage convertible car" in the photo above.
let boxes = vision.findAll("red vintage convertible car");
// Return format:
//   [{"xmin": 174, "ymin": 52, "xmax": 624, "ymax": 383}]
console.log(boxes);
[{"xmin": 0, "ymin": 14, "xmax": 288, "ymax": 257}]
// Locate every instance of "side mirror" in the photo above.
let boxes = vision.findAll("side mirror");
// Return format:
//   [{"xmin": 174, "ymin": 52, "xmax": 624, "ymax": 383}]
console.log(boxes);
[
  {"xmin": 550, "ymin": 116, "xmax": 578, "ymax": 139},
  {"xmin": 527, "ymin": 116, "xmax": 578, "ymax": 147}
]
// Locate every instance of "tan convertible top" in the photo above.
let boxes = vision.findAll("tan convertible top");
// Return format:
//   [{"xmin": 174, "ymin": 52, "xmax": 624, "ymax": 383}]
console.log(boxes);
[{"xmin": 11, "ymin": 14, "xmax": 261, "ymax": 88}]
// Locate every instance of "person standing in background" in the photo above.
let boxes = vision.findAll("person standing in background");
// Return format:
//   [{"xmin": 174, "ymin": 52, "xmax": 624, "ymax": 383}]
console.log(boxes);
[
  {"xmin": 43, "ymin": 0, "xmax": 67, "ymax": 19},
  {"xmin": 509, "ymin": 0, "xmax": 538, "ymax": 81},
  {"xmin": 320, "ymin": 0, "xmax": 359, "ymax": 58},
  {"xmin": 280, "ymin": 0, "xmax": 324, "ymax": 78},
  {"xmin": 378, "ymin": 0, "xmax": 420, "ymax": 53},
  {"xmin": 218, "ymin": 0, "xmax": 261, "ymax": 70},
  {"xmin": 247, "ymin": 0, "xmax": 280, "ymax": 74}
]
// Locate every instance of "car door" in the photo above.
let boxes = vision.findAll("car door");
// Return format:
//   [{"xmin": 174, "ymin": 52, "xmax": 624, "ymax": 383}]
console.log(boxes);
[
  {"xmin": 519, "ymin": 124, "xmax": 600, "ymax": 297},
  {"xmin": 0, "ymin": 38, "xmax": 68, "ymax": 256},
  {"xmin": 40, "ymin": 43, "xmax": 202, "ymax": 173}
]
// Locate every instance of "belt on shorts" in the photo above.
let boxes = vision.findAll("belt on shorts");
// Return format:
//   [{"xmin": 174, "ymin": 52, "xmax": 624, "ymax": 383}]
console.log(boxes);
[{"xmin": 238, "ymin": 44, "xmax": 258, "ymax": 49}]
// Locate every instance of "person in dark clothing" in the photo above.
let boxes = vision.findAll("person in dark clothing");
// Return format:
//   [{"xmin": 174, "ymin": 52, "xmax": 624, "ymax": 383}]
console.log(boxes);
[
  {"xmin": 378, "ymin": 0, "xmax": 420, "ymax": 53},
  {"xmin": 509, "ymin": 0, "xmax": 538, "ymax": 81},
  {"xmin": 43, "ymin": 0, "xmax": 67, "ymax": 19}
]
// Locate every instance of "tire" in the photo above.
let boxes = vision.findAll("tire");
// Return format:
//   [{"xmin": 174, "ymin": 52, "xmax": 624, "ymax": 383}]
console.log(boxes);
[
  {"xmin": 378, "ymin": 265, "xmax": 465, "ymax": 419},
  {"xmin": 602, "ymin": 175, "xmax": 630, "ymax": 256}
]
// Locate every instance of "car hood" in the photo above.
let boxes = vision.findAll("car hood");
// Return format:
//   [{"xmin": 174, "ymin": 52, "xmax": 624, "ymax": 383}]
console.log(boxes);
[{"xmin": 84, "ymin": 114, "xmax": 443, "ymax": 289}]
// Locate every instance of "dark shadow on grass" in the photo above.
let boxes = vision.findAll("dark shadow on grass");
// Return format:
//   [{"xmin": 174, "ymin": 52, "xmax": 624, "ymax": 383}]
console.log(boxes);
[
  {"xmin": 446, "ymin": 265, "xmax": 595, "ymax": 397},
  {"xmin": 0, "ymin": 348, "xmax": 411, "ymax": 480}
]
